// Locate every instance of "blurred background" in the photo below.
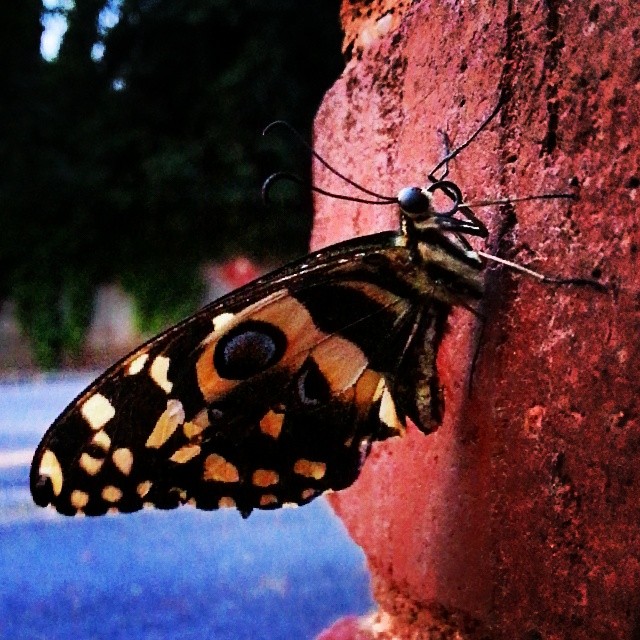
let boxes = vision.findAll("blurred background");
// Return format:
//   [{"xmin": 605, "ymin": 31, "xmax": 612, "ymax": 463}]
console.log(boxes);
[
  {"xmin": 0, "ymin": 0, "xmax": 344, "ymax": 370},
  {"xmin": 0, "ymin": 4, "xmax": 375, "ymax": 639}
]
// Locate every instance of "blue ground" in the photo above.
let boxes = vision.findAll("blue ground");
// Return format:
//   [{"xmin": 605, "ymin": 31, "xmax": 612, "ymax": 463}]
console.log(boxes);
[{"xmin": 0, "ymin": 376, "xmax": 373, "ymax": 640}]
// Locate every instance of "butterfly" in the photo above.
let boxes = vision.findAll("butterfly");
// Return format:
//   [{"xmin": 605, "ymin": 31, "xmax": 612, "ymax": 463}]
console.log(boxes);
[{"xmin": 30, "ymin": 103, "xmax": 554, "ymax": 518}]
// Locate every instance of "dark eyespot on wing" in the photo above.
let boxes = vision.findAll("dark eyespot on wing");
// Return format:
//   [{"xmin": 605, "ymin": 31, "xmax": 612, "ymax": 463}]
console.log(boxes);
[
  {"xmin": 214, "ymin": 320, "xmax": 287, "ymax": 380},
  {"xmin": 296, "ymin": 358, "xmax": 331, "ymax": 407}
]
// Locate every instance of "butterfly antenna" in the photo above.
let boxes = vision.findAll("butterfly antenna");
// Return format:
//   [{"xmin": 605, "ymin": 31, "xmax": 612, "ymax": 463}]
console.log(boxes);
[
  {"xmin": 428, "ymin": 96, "xmax": 505, "ymax": 182},
  {"xmin": 262, "ymin": 171, "xmax": 399, "ymax": 207},
  {"xmin": 263, "ymin": 121, "xmax": 395, "ymax": 202}
]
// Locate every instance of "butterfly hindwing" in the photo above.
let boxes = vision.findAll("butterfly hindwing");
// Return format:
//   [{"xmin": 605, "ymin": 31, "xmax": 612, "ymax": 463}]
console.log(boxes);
[{"xmin": 31, "ymin": 232, "xmax": 433, "ymax": 517}]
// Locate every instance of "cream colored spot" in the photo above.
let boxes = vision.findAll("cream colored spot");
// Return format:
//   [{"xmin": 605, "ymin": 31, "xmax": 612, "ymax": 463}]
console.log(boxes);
[
  {"xmin": 81, "ymin": 394, "xmax": 115, "ymax": 431},
  {"xmin": 282, "ymin": 502, "xmax": 299, "ymax": 509},
  {"xmin": 102, "ymin": 485, "xmax": 122, "ymax": 503},
  {"xmin": 79, "ymin": 453, "xmax": 104, "ymax": 476},
  {"xmin": 112, "ymin": 448, "xmax": 134, "ymax": 475},
  {"xmin": 373, "ymin": 378, "xmax": 385, "ymax": 402},
  {"xmin": 70, "ymin": 490, "xmax": 89, "ymax": 509},
  {"xmin": 146, "ymin": 399, "xmax": 185, "ymax": 448},
  {"xmin": 259, "ymin": 494, "xmax": 278, "ymax": 506},
  {"xmin": 92, "ymin": 430, "xmax": 111, "ymax": 451},
  {"xmin": 218, "ymin": 496, "xmax": 236, "ymax": 509},
  {"xmin": 170, "ymin": 444, "xmax": 201, "ymax": 464},
  {"xmin": 212, "ymin": 312, "xmax": 235, "ymax": 333},
  {"xmin": 301, "ymin": 488, "xmax": 316, "ymax": 500},
  {"xmin": 379, "ymin": 387, "xmax": 404, "ymax": 434},
  {"xmin": 252, "ymin": 469, "xmax": 279, "ymax": 487},
  {"xmin": 149, "ymin": 355, "xmax": 172, "ymax": 393},
  {"xmin": 39, "ymin": 450, "xmax": 63, "ymax": 497},
  {"xmin": 259, "ymin": 410, "xmax": 284, "ymax": 439},
  {"xmin": 293, "ymin": 459, "xmax": 326, "ymax": 480},
  {"xmin": 127, "ymin": 353, "xmax": 149, "ymax": 375},
  {"xmin": 137, "ymin": 481, "xmax": 152, "ymax": 497},
  {"xmin": 203, "ymin": 454, "xmax": 239, "ymax": 482}
]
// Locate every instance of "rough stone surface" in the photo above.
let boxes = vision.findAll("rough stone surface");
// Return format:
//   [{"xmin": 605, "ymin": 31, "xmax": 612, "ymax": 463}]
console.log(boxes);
[{"xmin": 314, "ymin": 2, "xmax": 640, "ymax": 638}]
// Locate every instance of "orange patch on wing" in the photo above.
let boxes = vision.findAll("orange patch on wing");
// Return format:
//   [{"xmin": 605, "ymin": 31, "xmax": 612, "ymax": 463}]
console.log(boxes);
[
  {"xmin": 293, "ymin": 459, "xmax": 326, "ymax": 480},
  {"xmin": 203, "ymin": 454, "xmax": 239, "ymax": 483},
  {"xmin": 252, "ymin": 469, "xmax": 279, "ymax": 487},
  {"xmin": 354, "ymin": 369, "xmax": 383, "ymax": 414},
  {"xmin": 259, "ymin": 409, "xmax": 285, "ymax": 439},
  {"xmin": 310, "ymin": 336, "xmax": 368, "ymax": 393},
  {"xmin": 170, "ymin": 444, "xmax": 201, "ymax": 464}
]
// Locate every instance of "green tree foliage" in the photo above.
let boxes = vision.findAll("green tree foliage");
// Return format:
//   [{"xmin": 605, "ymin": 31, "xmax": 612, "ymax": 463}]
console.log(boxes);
[{"xmin": 0, "ymin": 0, "xmax": 343, "ymax": 367}]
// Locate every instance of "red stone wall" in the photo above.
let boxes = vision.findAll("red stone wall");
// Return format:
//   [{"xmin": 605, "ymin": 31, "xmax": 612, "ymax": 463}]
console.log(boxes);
[{"xmin": 314, "ymin": 2, "xmax": 640, "ymax": 638}]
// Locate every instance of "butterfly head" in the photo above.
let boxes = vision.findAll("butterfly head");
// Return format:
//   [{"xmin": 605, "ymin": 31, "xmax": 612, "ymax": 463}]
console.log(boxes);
[{"xmin": 397, "ymin": 180, "xmax": 463, "ymax": 219}]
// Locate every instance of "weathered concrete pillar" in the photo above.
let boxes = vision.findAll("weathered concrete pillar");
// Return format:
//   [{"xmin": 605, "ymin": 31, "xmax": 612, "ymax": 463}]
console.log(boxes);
[{"xmin": 315, "ymin": 2, "xmax": 640, "ymax": 638}]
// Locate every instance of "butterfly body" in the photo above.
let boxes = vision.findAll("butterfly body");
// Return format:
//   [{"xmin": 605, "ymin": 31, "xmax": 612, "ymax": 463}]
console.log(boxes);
[{"xmin": 30, "ymin": 184, "xmax": 486, "ymax": 518}]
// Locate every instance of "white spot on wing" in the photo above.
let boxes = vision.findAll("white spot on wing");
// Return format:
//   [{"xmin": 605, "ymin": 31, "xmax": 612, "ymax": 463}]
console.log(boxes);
[
  {"xmin": 379, "ymin": 387, "xmax": 404, "ymax": 434},
  {"xmin": 127, "ymin": 353, "xmax": 149, "ymax": 375},
  {"xmin": 81, "ymin": 394, "xmax": 115, "ymax": 430},
  {"xmin": 212, "ymin": 312, "xmax": 235, "ymax": 333},
  {"xmin": 39, "ymin": 450, "xmax": 63, "ymax": 497},
  {"xmin": 149, "ymin": 355, "xmax": 173, "ymax": 393}
]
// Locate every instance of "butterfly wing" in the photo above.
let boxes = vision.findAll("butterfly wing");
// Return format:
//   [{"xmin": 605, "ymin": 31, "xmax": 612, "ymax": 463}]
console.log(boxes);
[{"xmin": 31, "ymin": 231, "xmax": 445, "ymax": 517}]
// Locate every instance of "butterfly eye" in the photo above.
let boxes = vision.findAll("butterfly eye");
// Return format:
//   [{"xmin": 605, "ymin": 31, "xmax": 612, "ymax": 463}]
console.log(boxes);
[
  {"xmin": 397, "ymin": 186, "xmax": 432, "ymax": 215},
  {"xmin": 214, "ymin": 320, "xmax": 287, "ymax": 380},
  {"xmin": 296, "ymin": 359, "xmax": 330, "ymax": 407}
]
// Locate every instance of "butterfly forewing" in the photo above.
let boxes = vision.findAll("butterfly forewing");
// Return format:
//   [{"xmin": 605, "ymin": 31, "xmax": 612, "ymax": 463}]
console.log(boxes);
[{"xmin": 31, "ymin": 231, "xmax": 449, "ymax": 518}]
